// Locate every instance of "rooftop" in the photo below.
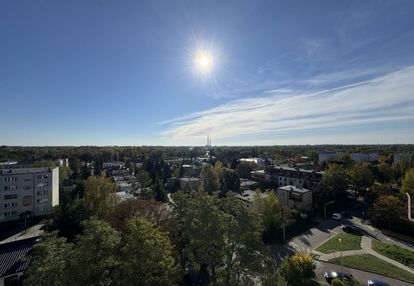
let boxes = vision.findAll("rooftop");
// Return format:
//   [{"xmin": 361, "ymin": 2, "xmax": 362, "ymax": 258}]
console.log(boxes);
[
  {"xmin": 278, "ymin": 185, "xmax": 311, "ymax": 194},
  {"xmin": 0, "ymin": 237, "xmax": 38, "ymax": 278},
  {"xmin": 0, "ymin": 167, "xmax": 58, "ymax": 175}
]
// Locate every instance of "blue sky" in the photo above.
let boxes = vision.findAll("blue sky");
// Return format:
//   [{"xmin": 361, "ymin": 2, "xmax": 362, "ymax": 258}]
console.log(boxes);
[{"xmin": 1, "ymin": 0, "xmax": 414, "ymax": 146}]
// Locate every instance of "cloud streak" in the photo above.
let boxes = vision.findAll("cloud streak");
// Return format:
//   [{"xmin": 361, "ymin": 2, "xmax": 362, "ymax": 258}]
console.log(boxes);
[{"xmin": 161, "ymin": 66, "xmax": 414, "ymax": 145}]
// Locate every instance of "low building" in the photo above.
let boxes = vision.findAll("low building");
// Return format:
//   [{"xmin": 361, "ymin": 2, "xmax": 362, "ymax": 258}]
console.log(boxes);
[
  {"xmin": 0, "ymin": 237, "xmax": 38, "ymax": 286},
  {"xmin": 0, "ymin": 167, "xmax": 59, "ymax": 223},
  {"xmin": 350, "ymin": 153, "xmax": 378, "ymax": 163},
  {"xmin": 102, "ymin": 162, "xmax": 124, "ymax": 169},
  {"xmin": 318, "ymin": 151, "xmax": 343, "ymax": 163},
  {"xmin": 240, "ymin": 179, "xmax": 258, "ymax": 191},
  {"xmin": 239, "ymin": 158, "xmax": 266, "ymax": 169},
  {"xmin": 277, "ymin": 185, "xmax": 312, "ymax": 212},
  {"xmin": 268, "ymin": 166, "xmax": 323, "ymax": 191},
  {"xmin": 179, "ymin": 177, "xmax": 201, "ymax": 190},
  {"xmin": 394, "ymin": 153, "xmax": 412, "ymax": 163}
]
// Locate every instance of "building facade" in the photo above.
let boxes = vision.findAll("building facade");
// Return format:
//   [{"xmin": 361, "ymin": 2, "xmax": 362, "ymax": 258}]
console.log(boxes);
[
  {"xmin": 0, "ymin": 167, "xmax": 59, "ymax": 223},
  {"xmin": 350, "ymin": 153, "xmax": 378, "ymax": 163},
  {"xmin": 277, "ymin": 185, "xmax": 312, "ymax": 212},
  {"xmin": 318, "ymin": 151, "xmax": 343, "ymax": 163}
]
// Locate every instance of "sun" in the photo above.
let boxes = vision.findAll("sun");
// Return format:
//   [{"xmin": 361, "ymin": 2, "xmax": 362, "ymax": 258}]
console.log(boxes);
[{"xmin": 195, "ymin": 51, "xmax": 213, "ymax": 73}]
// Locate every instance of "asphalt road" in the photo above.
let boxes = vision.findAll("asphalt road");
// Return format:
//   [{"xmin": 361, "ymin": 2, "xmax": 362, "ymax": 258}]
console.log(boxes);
[{"xmin": 316, "ymin": 261, "xmax": 414, "ymax": 286}]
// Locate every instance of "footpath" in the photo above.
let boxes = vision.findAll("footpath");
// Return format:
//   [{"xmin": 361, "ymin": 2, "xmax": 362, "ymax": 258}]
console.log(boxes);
[{"xmin": 312, "ymin": 235, "xmax": 414, "ymax": 275}]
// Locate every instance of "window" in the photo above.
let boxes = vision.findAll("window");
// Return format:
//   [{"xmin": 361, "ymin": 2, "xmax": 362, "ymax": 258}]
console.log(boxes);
[
  {"xmin": 36, "ymin": 174, "xmax": 42, "ymax": 179},
  {"xmin": 37, "ymin": 190, "xmax": 48, "ymax": 195},
  {"xmin": 4, "ymin": 202, "xmax": 17, "ymax": 208},
  {"xmin": 4, "ymin": 194, "xmax": 17, "ymax": 200},
  {"xmin": 289, "ymin": 192, "xmax": 303, "ymax": 201},
  {"xmin": 24, "ymin": 178, "xmax": 32, "ymax": 181},
  {"xmin": 37, "ymin": 198, "xmax": 49, "ymax": 203},
  {"xmin": 4, "ymin": 211, "xmax": 17, "ymax": 217},
  {"xmin": 43, "ymin": 174, "xmax": 49, "ymax": 179},
  {"xmin": 23, "ymin": 185, "xmax": 32, "ymax": 190}
]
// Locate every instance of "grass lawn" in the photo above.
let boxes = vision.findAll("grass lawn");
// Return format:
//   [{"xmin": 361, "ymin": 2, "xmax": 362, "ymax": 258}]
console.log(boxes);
[
  {"xmin": 316, "ymin": 233, "xmax": 362, "ymax": 254},
  {"xmin": 329, "ymin": 254, "xmax": 414, "ymax": 283},
  {"xmin": 372, "ymin": 239, "xmax": 414, "ymax": 268}
]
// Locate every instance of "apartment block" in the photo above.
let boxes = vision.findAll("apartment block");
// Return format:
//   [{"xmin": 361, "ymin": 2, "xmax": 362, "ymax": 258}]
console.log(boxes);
[{"xmin": 0, "ymin": 167, "xmax": 59, "ymax": 223}]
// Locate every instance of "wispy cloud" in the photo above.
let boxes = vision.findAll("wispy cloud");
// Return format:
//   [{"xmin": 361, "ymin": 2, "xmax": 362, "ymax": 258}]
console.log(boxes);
[{"xmin": 160, "ymin": 66, "xmax": 414, "ymax": 145}]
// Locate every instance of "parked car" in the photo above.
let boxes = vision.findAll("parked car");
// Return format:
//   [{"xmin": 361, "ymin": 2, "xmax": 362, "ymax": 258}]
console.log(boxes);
[
  {"xmin": 332, "ymin": 213, "xmax": 342, "ymax": 220},
  {"xmin": 324, "ymin": 271, "xmax": 353, "ymax": 284},
  {"xmin": 367, "ymin": 280, "xmax": 390, "ymax": 286},
  {"xmin": 341, "ymin": 225, "xmax": 361, "ymax": 235}
]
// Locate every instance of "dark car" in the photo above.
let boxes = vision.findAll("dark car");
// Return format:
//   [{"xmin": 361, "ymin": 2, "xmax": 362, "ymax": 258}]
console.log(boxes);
[
  {"xmin": 324, "ymin": 271, "xmax": 353, "ymax": 284},
  {"xmin": 341, "ymin": 225, "xmax": 361, "ymax": 235},
  {"xmin": 367, "ymin": 280, "xmax": 390, "ymax": 286}
]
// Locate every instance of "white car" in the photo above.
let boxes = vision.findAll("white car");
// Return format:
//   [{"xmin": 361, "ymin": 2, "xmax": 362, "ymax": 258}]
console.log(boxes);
[{"xmin": 332, "ymin": 213, "xmax": 342, "ymax": 220}]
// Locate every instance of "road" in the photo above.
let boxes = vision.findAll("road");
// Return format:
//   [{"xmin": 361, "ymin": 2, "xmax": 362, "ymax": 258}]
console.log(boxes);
[
  {"xmin": 289, "ymin": 210, "xmax": 414, "ymax": 255},
  {"xmin": 316, "ymin": 261, "xmax": 414, "ymax": 286}
]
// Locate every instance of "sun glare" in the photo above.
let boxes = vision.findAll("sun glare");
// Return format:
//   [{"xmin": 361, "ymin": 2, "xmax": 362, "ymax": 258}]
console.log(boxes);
[{"xmin": 195, "ymin": 51, "xmax": 213, "ymax": 73}]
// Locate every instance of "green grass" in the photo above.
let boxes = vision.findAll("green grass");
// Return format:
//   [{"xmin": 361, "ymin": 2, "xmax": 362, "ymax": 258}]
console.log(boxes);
[
  {"xmin": 372, "ymin": 239, "xmax": 414, "ymax": 268},
  {"xmin": 329, "ymin": 254, "xmax": 414, "ymax": 283},
  {"xmin": 316, "ymin": 233, "xmax": 362, "ymax": 254}
]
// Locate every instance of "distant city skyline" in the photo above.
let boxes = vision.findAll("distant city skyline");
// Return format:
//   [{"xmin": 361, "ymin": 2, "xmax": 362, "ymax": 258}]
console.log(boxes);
[{"xmin": 1, "ymin": 0, "xmax": 414, "ymax": 146}]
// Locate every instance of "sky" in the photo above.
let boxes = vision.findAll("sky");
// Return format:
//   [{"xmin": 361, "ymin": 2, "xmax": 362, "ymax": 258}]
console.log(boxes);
[{"xmin": 1, "ymin": 0, "xmax": 414, "ymax": 146}]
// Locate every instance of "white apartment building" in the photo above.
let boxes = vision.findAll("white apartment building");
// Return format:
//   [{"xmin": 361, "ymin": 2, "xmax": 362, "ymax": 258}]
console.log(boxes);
[
  {"xmin": 318, "ymin": 151, "xmax": 343, "ymax": 163},
  {"xmin": 350, "ymin": 153, "xmax": 379, "ymax": 163},
  {"xmin": 0, "ymin": 167, "xmax": 59, "ymax": 223}
]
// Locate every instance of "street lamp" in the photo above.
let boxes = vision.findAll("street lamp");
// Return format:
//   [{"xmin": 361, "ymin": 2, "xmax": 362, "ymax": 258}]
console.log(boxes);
[
  {"xmin": 339, "ymin": 238, "xmax": 343, "ymax": 279},
  {"xmin": 405, "ymin": 193, "xmax": 414, "ymax": 222}
]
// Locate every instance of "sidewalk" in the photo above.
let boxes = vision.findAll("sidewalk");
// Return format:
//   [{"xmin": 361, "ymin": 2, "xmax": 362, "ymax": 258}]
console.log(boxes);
[{"xmin": 314, "ymin": 235, "xmax": 414, "ymax": 274}]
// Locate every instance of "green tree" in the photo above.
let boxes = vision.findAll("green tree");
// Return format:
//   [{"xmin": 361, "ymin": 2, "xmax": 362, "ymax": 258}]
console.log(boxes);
[
  {"xmin": 369, "ymin": 195, "xmax": 404, "ymax": 231},
  {"xmin": 349, "ymin": 163, "xmax": 375, "ymax": 195},
  {"xmin": 278, "ymin": 255, "xmax": 315, "ymax": 286},
  {"xmin": 49, "ymin": 199, "xmax": 90, "ymax": 241},
  {"xmin": 323, "ymin": 164, "xmax": 349, "ymax": 196},
  {"xmin": 71, "ymin": 219, "xmax": 121, "ymax": 285},
  {"xmin": 173, "ymin": 191, "xmax": 264, "ymax": 285},
  {"xmin": 236, "ymin": 161, "xmax": 255, "ymax": 179},
  {"xmin": 401, "ymin": 168, "xmax": 414, "ymax": 197},
  {"xmin": 84, "ymin": 176, "xmax": 118, "ymax": 218},
  {"xmin": 119, "ymin": 216, "xmax": 179, "ymax": 286},
  {"xmin": 220, "ymin": 168, "xmax": 241, "ymax": 196},
  {"xmin": 59, "ymin": 166, "xmax": 71, "ymax": 185},
  {"xmin": 200, "ymin": 165, "xmax": 220, "ymax": 194},
  {"xmin": 254, "ymin": 191, "xmax": 282, "ymax": 241},
  {"xmin": 24, "ymin": 232, "xmax": 73, "ymax": 286},
  {"xmin": 137, "ymin": 169, "xmax": 152, "ymax": 188}
]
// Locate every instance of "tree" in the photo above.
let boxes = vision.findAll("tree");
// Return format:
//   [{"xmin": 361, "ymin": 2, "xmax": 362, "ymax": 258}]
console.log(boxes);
[
  {"xmin": 119, "ymin": 216, "xmax": 179, "ymax": 286},
  {"xmin": 137, "ymin": 169, "xmax": 152, "ymax": 188},
  {"xmin": 349, "ymin": 163, "xmax": 375, "ymax": 195},
  {"xmin": 84, "ymin": 176, "xmax": 118, "ymax": 218},
  {"xmin": 70, "ymin": 219, "xmax": 121, "ymax": 286},
  {"xmin": 59, "ymin": 166, "xmax": 71, "ymax": 185},
  {"xmin": 49, "ymin": 199, "xmax": 90, "ymax": 241},
  {"xmin": 173, "ymin": 191, "xmax": 264, "ymax": 285},
  {"xmin": 220, "ymin": 168, "xmax": 241, "ymax": 196},
  {"xmin": 24, "ymin": 232, "xmax": 73, "ymax": 286},
  {"xmin": 254, "ymin": 191, "xmax": 282, "ymax": 241},
  {"xmin": 236, "ymin": 161, "xmax": 255, "ymax": 179},
  {"xmin": 278, "ymin": 255, "xmax": 315, "ymax": 286},
  {"xmin": 369, "ymin": 195, "xmax": 404, "ymax": 230},
  {"xmin": 401, "ymin": 168, "xmax": 414, "ymax": 197},
  {"xmin": 200, "ymin": 165, "xmax": 220, "ymax": 194},
  {"xmin": 105, "ymin": 199, "xmax": 167, "ymax": 233},
  {"xmin": 323, "ymin": 164, "xmax": 349, "ymax": 196},
  {"xmin": 69, "ymin": 157, "xmax": 81, "ymax": 174},
  {"xmin": 154, "ymin": 177, "xmax": 167, "ymax": 202}
]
